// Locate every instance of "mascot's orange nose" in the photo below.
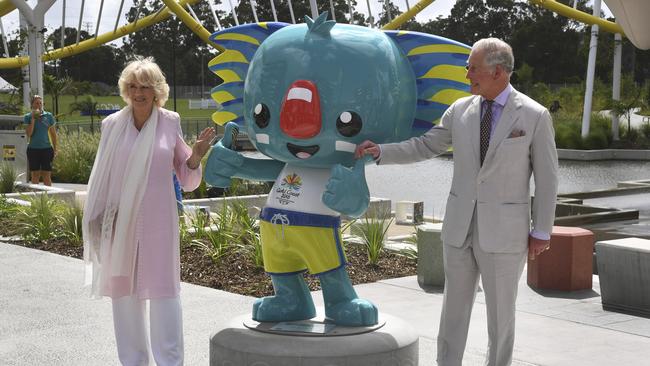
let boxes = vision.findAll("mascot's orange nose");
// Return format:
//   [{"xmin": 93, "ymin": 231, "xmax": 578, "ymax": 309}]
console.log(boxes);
[{"xmin": 280, "ymin": 80, "xmax": 321, "ymax": 139}]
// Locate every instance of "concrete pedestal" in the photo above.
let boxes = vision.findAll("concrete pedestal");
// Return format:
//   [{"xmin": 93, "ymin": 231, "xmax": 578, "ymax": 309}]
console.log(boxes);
[
  {"xmin": 527, "ymin": 226, "xmax": 594, "ymax": 291},
  {"xmin": 596, "ymin": 238, "xmax": 650, "ymax": 317},
  {"xmin": 416, "ymin": 223, "xmax": 444, "ymax": 288},
  {"xmin": 210, "ymin": 312, "xmax": 418, "ymax": 366}
]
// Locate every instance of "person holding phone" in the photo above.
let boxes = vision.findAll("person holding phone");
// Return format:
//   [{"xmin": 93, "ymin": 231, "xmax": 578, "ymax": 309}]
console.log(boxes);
[{"xmin": 23, "ymin": 95, "xmax": 57, "ymax": 186}]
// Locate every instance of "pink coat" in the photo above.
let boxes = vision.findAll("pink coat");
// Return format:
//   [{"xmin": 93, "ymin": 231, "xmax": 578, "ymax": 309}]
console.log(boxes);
[{"xmin": 101, "ymin": 108, "xmax": 201, "ymax": 299}]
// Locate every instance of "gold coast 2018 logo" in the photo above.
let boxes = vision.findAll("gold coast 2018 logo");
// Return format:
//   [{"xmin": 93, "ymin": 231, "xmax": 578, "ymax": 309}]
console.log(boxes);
[
  {"xmin": 275, "ymin": 173, "xmax": 302, "ymax": 206},
  {"xmin": 281, "ymin": 173, "xmax": 302, "ymax": 191}
]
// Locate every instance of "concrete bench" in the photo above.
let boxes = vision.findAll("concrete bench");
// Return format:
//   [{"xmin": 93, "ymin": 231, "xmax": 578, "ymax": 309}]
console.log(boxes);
[
  {"xmin": 596, "ymin": 238, "xmax": 650, "ymax": 317},
  {"xmin": 527, "ymin": 226, "xmax": 594, "ymax": 291},
  {"xmin": 416, "ymin": 222, "xmax": 444, "ymax": 288}
]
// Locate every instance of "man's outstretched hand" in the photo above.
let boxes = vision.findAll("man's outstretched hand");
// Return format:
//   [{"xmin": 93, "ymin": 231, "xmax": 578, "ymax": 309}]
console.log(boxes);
[{"xmin": 355, "ymin": 140, "xmax": 380, "ymax": 160}]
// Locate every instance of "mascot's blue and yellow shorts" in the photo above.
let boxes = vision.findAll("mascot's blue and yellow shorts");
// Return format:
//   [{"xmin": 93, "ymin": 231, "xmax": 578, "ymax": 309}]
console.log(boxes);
[{"xmin": 259, "ymin": 207, "xmax": 347, "ymax": 275}]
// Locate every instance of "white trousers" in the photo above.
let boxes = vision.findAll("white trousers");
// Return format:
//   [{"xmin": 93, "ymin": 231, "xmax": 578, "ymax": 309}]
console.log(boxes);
[
  {"xmin": 112, "ymin": 295, "xmax": 184, "ymax": 366},
  {"xmin": 436, "ymin": 215, "xmax": 527, "ymax": 366}
]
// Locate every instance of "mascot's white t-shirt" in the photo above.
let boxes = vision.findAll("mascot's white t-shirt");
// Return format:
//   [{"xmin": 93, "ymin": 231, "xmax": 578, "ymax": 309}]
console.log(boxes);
[{"xmin": 266, "ymin": 164, "xmax": 338, "ymax": 216}]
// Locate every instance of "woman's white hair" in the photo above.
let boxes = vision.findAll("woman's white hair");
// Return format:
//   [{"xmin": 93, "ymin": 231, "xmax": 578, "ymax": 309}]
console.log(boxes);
[
  {"xmin": 118, "ymin": 56, "xmax": 170, "ymax": 107},
  {"xmin": 472, "ymin": 38, "xmax": 514, "ymax": 75}
]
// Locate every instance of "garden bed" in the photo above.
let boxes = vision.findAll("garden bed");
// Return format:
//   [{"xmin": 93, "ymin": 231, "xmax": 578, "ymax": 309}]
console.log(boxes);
[
  {"xmin": 7, "ymin": 237, "xmax": 417, "ymax": 298},
  {"xmin": 1, "ymin": 189, "xmax": 417, "ymax": 298}
]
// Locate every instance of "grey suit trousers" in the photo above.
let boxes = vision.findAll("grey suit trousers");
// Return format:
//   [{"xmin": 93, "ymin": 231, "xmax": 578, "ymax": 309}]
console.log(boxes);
[{"xmin": 436, "ymin": 210, "xmax": 527, "ymax": 366}]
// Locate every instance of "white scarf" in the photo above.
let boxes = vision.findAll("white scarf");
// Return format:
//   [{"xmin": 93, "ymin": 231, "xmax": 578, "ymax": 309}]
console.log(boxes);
[{"xmin": 82, "ymin": 105, "xmax": 158, "ymax": 298}]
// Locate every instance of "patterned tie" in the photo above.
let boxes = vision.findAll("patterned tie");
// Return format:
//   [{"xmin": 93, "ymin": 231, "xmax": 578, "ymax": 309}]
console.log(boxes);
[{"xmin": 480, "ymin": 100, "xmax": 494, "ymax": 167}]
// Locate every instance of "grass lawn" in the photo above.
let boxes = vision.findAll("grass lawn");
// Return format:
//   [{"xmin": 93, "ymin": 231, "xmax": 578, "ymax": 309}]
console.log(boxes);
[{"xmin": 1, "ymin": 94, "xmax": 215, "ymax": 123}]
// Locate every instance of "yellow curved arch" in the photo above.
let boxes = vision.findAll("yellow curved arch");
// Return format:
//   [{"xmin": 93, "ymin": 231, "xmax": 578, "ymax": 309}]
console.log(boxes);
[
  {"xmin": 382, "ymin": 0, "xmax": 436, "ymax": 31},
  {"xmin": 0, "ymin": 0, "xmax": 16, "ymax": 17},
  {"xmin": 0, "ymin": 0, "xmax": 219, "ymax": 69},
  {"xmin": 0, "ymin": 0, "xmax": 627, "ymax": 70},
  {"xmin": 529, "ymin": 0, "xmax": 623, "ymax": 34},
  {"xmin": 161, "ymin": 0, "xmax": 220, "ymax": 51}
]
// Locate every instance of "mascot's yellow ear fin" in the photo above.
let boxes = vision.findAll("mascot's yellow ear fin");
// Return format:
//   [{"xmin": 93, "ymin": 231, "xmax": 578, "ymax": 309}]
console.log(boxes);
[
  {"xmin": 384, "ymin": 30, "xmax": 471, "ymax": 137},
  {"xmin": 207, "ymin": 22, "xmax": 289, "ymax": 127}
]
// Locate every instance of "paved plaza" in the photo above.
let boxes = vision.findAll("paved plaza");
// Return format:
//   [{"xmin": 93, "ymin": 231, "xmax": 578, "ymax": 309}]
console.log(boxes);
[{"xmin": 1, "ymin": 237, "xmax": 649, "ymax": 365}]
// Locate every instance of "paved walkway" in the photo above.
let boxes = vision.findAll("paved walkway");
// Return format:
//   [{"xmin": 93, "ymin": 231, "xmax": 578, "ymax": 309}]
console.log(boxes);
[{"xmin": 2, "ymin": 240, "xmax": 649, "ymax": 365}]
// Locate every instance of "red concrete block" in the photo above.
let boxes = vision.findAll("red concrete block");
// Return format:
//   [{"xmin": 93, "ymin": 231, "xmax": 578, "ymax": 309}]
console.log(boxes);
[{"xmin": 527, "ymin": 226, "xmax": 594, "ymax": 291}]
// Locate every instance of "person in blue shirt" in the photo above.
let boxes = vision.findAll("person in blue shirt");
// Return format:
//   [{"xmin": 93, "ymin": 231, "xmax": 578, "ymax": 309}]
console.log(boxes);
[{"xmin": 23, "ymin": 95, "xmax": 57, "ymax": 186}]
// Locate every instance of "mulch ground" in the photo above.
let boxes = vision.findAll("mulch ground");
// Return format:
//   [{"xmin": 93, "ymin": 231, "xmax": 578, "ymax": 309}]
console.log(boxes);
[{"xmin": 8, "ymin": 238, "xmax": 417, "ymax": 298}]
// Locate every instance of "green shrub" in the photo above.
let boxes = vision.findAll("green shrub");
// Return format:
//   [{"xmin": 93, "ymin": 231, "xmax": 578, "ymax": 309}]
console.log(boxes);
[
  {"xmin": 623, "ymin": 126, "xmax": 640, "ymax": 143},
  {"xmin": 15, "ymin": 193, "xmax": 65, "ymax": 242},
  {"xmin": 529, "ymin": 83, "xmax": 553, "ymax": 108},
  {"xmin": 556, "ymin": 86, "xmax": 584, "ymax": 115},
  {"xmin": 0, "ymin": 162, "xmax": 17, "ymax": 193},
  {"xmin": 52, "ymin": 128, "xmax": 100, "ymax": 183},
  {"xmin": 230, "ymin": 200, "xmax": 263, "ymax": 269},
  {"xmin": 191, "ymin": 204, "xmax": 237, "ymax": 263},
  {"xmin": 60, "ymin": 201, "xmax": 84, "ymax": 246},
  {"xmin": 640, "ymin": 122, "xmax": 650, "ymax": 140},
  {"xmin": 583, "ymin": 130, "xmax": 609, "ymax": 150},
  {"xmin": 554, "ymin": 115, "xmax": 583, "ymax": 149},
  {"xmin": 0, "ymin": 196, "xmax": 21, "ymax": 236},
  {"xmin": 353, "ymin": 213, "xmax": 394, "ymax": 266}
]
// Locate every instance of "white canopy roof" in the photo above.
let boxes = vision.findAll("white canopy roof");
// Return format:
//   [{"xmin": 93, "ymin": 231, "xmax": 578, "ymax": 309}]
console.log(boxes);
[
  {"xmin": 605, "ymin": 0, "xmax": 650, "ymax": 50},
  {"xmin": 0, "ymin": 76, "xmax": 17, "ymax": 92}
]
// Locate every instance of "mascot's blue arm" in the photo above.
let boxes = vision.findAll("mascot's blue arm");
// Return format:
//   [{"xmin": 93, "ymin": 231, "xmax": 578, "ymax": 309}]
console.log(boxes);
[{"xmin": 204, "ymin": 122, "xmax": 285, "ymax": 188}]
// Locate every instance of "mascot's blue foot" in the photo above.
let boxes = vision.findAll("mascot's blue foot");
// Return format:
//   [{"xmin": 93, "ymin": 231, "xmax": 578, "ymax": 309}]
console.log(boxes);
[
  {"xmin": 252, "ymin": 273, "xmax": 316, "ymax": 322},
  {"xmin": 319, "ymin": 267, "xmax": 379, "ymax": 326},
  {"xmin": 325, "ymin": 298, "xmax": 378, "ymax": 326}
]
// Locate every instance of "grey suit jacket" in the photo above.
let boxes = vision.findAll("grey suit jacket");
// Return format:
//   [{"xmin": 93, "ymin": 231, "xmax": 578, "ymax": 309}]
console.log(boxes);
[{"xmin": 379, "ymin": 89, "xmax": 558, "ymax": 253}]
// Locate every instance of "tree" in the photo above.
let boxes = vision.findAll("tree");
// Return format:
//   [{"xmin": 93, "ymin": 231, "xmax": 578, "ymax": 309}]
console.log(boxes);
[
  {"xmin": 68, "ymin": 80, "xmax": 93, "ymax": 102},
  {"xmin": 610, "ymin": 74, "xmax": 643, "ymax": 139},
  {"xmin": 43, "ymin": 74, "xmax": 71, "ymax": 116},
  {"xmin": 46, "ymin": 27, "xmax": 127, "ymax": 86},
  {"xmin": 123, "ymin": 1, "xmax": 221, "ymax": 88},
  {"xmin": 69, "ymin": 95, "xmax": 100, "ymax": 134}
]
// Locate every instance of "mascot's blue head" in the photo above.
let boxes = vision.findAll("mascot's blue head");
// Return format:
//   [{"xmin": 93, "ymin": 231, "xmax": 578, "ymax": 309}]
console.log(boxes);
[
  {"xmin": 209, "ymin": 12, "xmax": 471, "ymax": 168},
  {"xmin": 244, "ymin": 14, "xmax": 415, "ymax": 168}
]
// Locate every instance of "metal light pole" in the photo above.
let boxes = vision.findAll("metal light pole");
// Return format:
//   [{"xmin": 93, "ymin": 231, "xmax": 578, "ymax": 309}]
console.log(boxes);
[{"xmin": 581, "ymin": 0, "xmax": 601, "ymax": 138}]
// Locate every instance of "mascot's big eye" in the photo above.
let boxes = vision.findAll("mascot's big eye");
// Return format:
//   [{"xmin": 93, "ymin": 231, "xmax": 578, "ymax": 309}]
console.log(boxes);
[
  {"xmin": 253, "ymin": 103, "xmax": 270, "ymax": 128},
  {"xmin": 336, "ymin": 111, "xmax": 362, "ymax": 137}
]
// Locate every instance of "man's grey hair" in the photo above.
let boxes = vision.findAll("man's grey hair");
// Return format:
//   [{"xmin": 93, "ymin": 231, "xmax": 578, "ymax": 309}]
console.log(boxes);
[{"xmin": 472, "ymin": 38, "xmax": 514, "ymax": 75}]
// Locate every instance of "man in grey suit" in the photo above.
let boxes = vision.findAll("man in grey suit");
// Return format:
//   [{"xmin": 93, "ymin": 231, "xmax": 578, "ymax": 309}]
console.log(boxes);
[{"xmin": 355, "ymin": 38, "xmax": 558, "ymax": 366}]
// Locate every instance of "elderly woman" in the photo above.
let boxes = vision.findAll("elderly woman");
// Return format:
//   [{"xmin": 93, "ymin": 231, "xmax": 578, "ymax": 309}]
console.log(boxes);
[{"xmin": 82, "ymin": 57, "xmax": 215, "ymax": 366}]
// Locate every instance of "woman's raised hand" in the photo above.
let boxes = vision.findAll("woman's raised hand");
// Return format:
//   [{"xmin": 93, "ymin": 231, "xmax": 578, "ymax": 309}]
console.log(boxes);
[{"xmin": 192, "ymin": 127, "xmax": 217, "ymax": 158}]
